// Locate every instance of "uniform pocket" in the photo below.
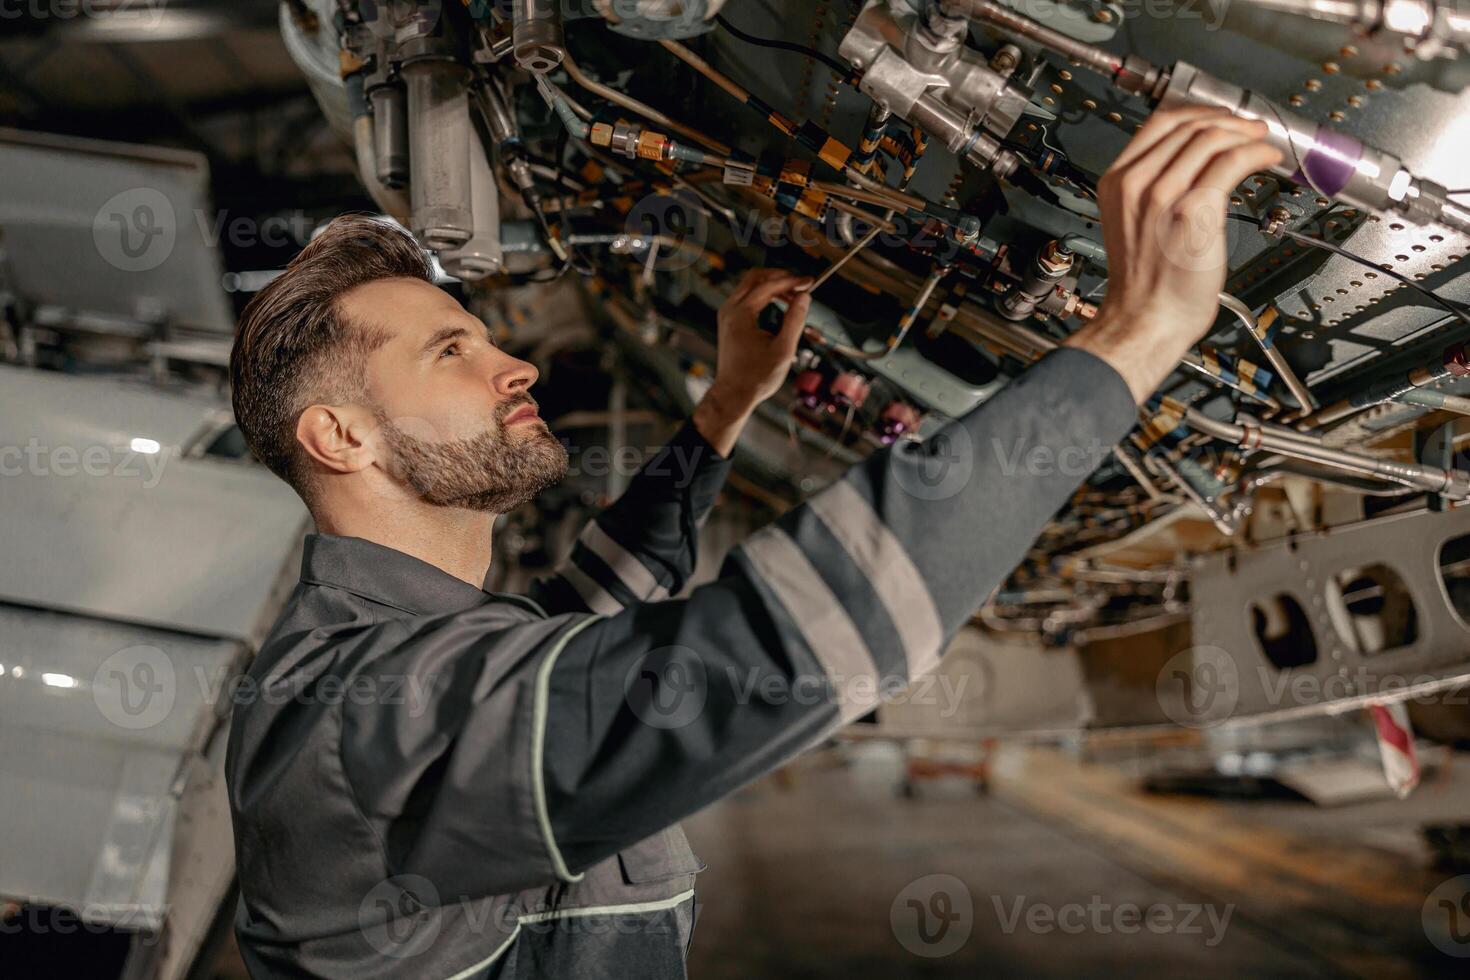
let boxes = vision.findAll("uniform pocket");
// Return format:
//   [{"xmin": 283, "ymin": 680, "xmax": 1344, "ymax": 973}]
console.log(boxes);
[{"xmin": 617, "ymin": 823, "xmax": 706, "ymax": 884}]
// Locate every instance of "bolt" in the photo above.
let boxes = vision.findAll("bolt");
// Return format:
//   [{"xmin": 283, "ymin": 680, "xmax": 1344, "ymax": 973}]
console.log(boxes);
[{"xmin": 989, "ymin": 44, "xmax": 1021, "ymax": 76}]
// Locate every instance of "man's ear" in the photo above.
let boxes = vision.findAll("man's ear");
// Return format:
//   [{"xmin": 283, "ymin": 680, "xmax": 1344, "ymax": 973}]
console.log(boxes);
[{"xmin": 295, "ymin": 404, "xmax": 377, "ymax": 475}]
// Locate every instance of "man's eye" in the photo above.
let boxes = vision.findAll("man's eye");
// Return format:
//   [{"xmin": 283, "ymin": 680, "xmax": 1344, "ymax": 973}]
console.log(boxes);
[{"xmin": 439, "ymin": 344, "xmax": 460, "ymax": 359}]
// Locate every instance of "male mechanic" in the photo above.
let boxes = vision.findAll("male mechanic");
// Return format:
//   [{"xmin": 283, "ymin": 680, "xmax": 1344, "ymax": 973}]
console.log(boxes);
[{"xmin": 225, "ymin": 107, "xmax": 1280, "ymax": 977}]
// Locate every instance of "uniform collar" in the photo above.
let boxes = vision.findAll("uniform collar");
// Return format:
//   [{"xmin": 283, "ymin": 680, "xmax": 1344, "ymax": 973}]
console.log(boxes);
[{"xmin": 299, "ymin": 532, "xmax": 493, "ymax": 617}]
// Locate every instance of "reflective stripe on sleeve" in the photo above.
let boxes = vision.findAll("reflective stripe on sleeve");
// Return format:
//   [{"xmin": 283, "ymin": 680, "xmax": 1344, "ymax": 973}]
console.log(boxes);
[
  {"xmin": 738, "ymin": 525, "xmax": 883, "ymax": 722},
  {"xmin": 805, "ymin": 480, "xmax": 944, "ymax": 679}
]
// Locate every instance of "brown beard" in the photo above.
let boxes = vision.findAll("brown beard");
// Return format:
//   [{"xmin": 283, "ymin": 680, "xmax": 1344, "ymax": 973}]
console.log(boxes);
[{"xmin": 376, "ymin": 397, "xmax": 568, "ymax": 513}]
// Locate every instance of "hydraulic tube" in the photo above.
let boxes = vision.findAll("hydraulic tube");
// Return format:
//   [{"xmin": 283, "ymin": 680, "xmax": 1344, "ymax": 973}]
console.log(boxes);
[
  {"xmin": 1183, "ymin": 407, "xmax": 1470, "ymax": 497},
  {"xmin": 942, "ymin": 0, "xmax": 1470, "ymax": 233},
  {"xmin": 1227, "ymin": 0, "xmax": 1470, "ymax": 58},
  {"xmin": 1300, "ymin": 339, "xmax": 1470, "ymax": 427},
  {"xmin": 1153, "ymin": 62, "xmax": 1469, "ymax": 234}
]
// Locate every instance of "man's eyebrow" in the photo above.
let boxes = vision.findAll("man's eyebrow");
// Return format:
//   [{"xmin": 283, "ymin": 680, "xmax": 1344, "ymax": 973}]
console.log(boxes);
[{"xmin": 420, "ymin": 325, "xmax": 469, "ymax": 356}]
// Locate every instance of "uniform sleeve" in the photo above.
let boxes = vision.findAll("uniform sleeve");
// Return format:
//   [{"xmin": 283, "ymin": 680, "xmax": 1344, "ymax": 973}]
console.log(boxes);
[
  {"xmin": 529, "ymin": 419, "xmax": 732, "ymax": 615},
  {"xmin": 338, "ymin": 348, "xmax": 1137, "ymax": 900}
]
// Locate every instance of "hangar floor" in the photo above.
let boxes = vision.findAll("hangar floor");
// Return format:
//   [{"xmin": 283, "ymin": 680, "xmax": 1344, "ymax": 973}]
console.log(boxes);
[{"xmin": 681, "ymin": 741, "xmax": 1470, "ymax": 979}]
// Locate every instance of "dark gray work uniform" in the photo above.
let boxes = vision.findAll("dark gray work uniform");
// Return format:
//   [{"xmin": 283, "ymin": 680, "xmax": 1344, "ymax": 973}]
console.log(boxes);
[{"xmin": 226, "ymin": 348, "xmax": 1136, "ymax": 979}]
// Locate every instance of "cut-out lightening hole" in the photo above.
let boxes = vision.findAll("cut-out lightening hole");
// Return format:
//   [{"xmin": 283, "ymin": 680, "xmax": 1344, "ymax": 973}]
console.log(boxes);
[
  {"xmin": 1439, "ymin": 534, "xmax": 1470, "ymax": 628},
  {"xmin": 1250, "ymin": 593, "xmax": 1318, "ymax": 670},
  {"xmin": 1325, "ymin": 563, "xmax": 1418, "ymax": 656}
]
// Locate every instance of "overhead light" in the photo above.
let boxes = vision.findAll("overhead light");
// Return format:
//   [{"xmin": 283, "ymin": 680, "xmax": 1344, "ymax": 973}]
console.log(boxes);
[
  {"xmin": 41, "ymin": 672, "xmax": 78, "ymax": 689},
  {"xmin": 130, "ymin": 437, "xmax": 162, "ymax": 454}
]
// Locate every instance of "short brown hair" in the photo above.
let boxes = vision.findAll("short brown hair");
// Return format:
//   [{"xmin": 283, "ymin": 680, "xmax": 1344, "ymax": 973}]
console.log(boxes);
[{"xmin": 230, "ymin": 215, "xmax": 432, "ymax": 495}]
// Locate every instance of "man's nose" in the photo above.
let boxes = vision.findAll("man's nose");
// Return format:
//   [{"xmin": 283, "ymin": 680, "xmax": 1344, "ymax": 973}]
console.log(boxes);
[{"xmin": 486, "ymin": 349, "xmax": 538, "ymax": 396}]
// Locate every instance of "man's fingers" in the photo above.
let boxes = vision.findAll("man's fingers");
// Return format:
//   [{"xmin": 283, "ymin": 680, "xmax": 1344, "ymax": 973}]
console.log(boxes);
[
  {"xmin": 744, "ymin": 274, "xmax": 812, "ymax": 310},
  {"xmin": 777, "ymin": 291, "xmax": 811, "ymax": 355},
  {"xmin": 729, "ymin": 268, "xmax": 799, "ymax": 306},
  {"xmin": 1131, "ymin": 117, "xmax": 1265, "ymax": 182},
  {"xmin": 1194, "ymin": 141, "xmax": 1286, "ymax": 198},
  {"xmin": 1109, "ymin": 106, "xmax": 1233, "ymax": 170},
  {"xmin": 726, "ymin": 269, "xmax": 770, "ymax": 304},
  {"xmin": 1142, "ymin": 128, "xmax": 1263, "ymax": 210}
]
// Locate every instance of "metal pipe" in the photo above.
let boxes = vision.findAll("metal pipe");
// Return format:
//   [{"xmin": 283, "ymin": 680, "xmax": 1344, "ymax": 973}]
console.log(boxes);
[
  {"xmin": 805, "ymin": 266, "xmax": 949, "ymax": 361},
  {"xmin": 1396, "ymin": 388, "xmax": 1470, "ymax": 416},
  {"xmin": 947, "ymin": 0, "xmax": 1468, "ymax": 232},
  {"xmin": 562, "ymin": 51, "xmax": 731, "ymax": 155},
  {"xmin": 802, "ymin": 218, "xmax": 890, "ymax": 294},
  {"xmin": 1150, "ymin": 450, "xmax": 1239, "ymax": 534},
  {"xmin": 1299, "ymin": 340, "xmax": 1470, "ymax": 427},
  {"xmin": 1183, "ymin": 407, "xmax": 1470, "ymax": 497},
  {"xmin": 1217, "ymin": 294, "xmax": 1315, "ymax": 412},
  {"xmin": 939, "ymin": 0, "xmax": 1159, "ymax": 92},
  {"xmin": 1243, "ymin": 458, "xmax": 1421, "ymax": 496},
  {"xmin": 1113, "ymin": 442, "xmax": 1170, "ymax": 502},
  {"xmin": 1179, "ymin": 349, "xmax": 1283, "ymax": 410},
  {"xmin": 1224, "ymin": 0, "xmax": 1470, "ymax": 58},
  {"xmin": 1157, "ymin": 64, "xmax": 1468, "ymax": 234},
  {"xmin": 534, "ymin": 75, "xmax": 590, "ymax": 139}
]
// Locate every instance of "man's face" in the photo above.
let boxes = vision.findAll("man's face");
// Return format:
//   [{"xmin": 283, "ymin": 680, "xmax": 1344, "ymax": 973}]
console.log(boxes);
[{"xmin": 341, "ymin": 277, "xmax": 567, "ymax": 512}]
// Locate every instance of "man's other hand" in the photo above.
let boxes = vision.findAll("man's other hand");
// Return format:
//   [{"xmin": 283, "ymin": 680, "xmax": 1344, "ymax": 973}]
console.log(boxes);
[
  {"xmin": 714, "ymin": 268, "xmax": 814, "ymax": 407},
  {"xmin": 692, "ymin": 268, "xmax": 814, "ymax": 456},
  {"xmin": 1065, "ymin": 106, "xmax": 1284, "ymax": 403}
]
